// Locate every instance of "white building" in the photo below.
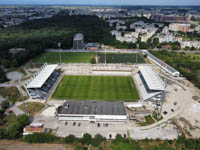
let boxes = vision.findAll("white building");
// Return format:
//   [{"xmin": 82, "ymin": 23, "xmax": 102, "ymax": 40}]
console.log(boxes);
[
  {"xmin": 56, "ymin": 101, "xmax": 127, "ymax": 122},
  {"xmin": 116, "ymin": 25, "xmax": 127, "ymax": 31},
  {"xmin": 180, "ymin": 41, "xmax": 200, "ymax": 49}
]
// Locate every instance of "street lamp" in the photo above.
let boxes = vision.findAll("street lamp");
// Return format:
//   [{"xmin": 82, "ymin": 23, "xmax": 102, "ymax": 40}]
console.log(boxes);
[{"xmin": 58, "ymin": 42, "xmax": 62, "ymax": 65}]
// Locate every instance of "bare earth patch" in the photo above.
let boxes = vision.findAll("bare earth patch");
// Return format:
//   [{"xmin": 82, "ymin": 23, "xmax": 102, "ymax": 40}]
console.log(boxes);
[{"xmin": 0, "ymin": 140, "xmax": 74, "ymax": 150}]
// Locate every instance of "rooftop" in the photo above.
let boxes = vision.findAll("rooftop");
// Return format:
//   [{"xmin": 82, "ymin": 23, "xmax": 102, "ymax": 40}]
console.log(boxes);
[
  {"xmin": 27, "ymin": 64, "xmax": 58, "ymax": 89},
  {"xmin": 58, "ymin": 101, "xmax": 126, "ymax": 116},
  {"xmin": 139, "ymin": 66, "xmax": 165, "ymax": 91},
  {"xmin": 24, "ymin": 126, "xmax": 46, "ymax": 133},
  {"xmin": 147, "ymin": 52, "xmax": 179, "ymax": 74}
]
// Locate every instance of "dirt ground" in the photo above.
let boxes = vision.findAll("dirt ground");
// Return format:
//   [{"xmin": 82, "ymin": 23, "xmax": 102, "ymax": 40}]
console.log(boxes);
[{"xmin": 0, "ymin": 140, "xmax": 74, "ymax": 150}]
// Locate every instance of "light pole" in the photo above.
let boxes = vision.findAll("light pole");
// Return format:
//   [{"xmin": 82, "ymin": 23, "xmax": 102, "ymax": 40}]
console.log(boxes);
[
  {"xmin": 104, "ymin": 47, "xmax": 107, "ymax": 64},
  {"xmin": 58, "ymin": 42, "xmax": 62, "ymax": 65}
]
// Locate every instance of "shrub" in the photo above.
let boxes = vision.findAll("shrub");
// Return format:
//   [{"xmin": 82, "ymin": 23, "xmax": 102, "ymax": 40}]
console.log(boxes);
[
  {"xmin": 75, "ymin": 145, "xmax": 86, "ymax": 150},
  {"xmin": 113, "ymin": 134, "xmax": 129, "ymax": 144},
  {"xmin": 1, "ymin": 100, "xmax": 9, "ymax": 109},
  {"xmin": 81, "ymin": 133, "xmax": 92, "ymax": 145},
  {"xmin": 24, "ymin": 132, "xmax": 59, "ymax": 143},
  {"xmin": 64, "ymin": 134, "xmax": 76, "ymax": 143},
  {"xmin": 91, "ymin": 134, "xmax": 106, "ymax": 147}
]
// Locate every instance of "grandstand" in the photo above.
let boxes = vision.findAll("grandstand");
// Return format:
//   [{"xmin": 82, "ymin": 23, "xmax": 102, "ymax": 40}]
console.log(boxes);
[
  {"xmin": 25, "ymin": 64, "xmax": 61, "ymax": 100},
  {"xmin": 134, "ymin": 65, "xmax": 165, "ymax": 101},
  {"xmin": 145, "ymin": 51, "xmax": 180, "ymax": 77},
  {"xmin": 63, "ymin": 64, "xmax": 134, "ymax": 76}
]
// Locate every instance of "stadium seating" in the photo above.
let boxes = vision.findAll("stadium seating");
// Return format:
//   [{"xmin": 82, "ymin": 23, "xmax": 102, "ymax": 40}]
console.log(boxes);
[{"xmin": 27, "ymin": 70, "xmax": 61, "ymax": 100}]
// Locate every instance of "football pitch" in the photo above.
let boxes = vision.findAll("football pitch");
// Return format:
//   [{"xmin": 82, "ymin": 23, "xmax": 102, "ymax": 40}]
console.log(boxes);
[
  {"xmin": 34, "ymin": 52, "xmax": 95, "ymax": 64},
  {"xmin": 98, "ymin": 53, "xmax": 145, "ymax": 64},
  {"xmin": 52, "ymin": 75, "xmax": 139, "ymax": 101}
]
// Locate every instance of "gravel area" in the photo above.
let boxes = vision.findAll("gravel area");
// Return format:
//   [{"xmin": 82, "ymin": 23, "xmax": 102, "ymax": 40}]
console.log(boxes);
[{"xmin": 6, "ymin": 71, "xmax": 23, "ymax": 81}]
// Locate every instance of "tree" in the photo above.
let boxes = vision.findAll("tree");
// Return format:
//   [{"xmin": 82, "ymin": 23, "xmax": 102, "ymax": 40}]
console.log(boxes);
[
  {"xmin": 24, "ymin": 132, "xmax": 59, "ymax": 143},
  {"xmin": 64, "ymin": 134, "xmax": 76, "ymax": 143},
  {"xmin": 1, "ymin": 100, "xmax": 9, "ymax": 109},
  {"xmin": 81, "ymin": 133, "xmax": 92, "ymax": 145},
  {"xmin": 16, "ymin": 114, "xmax": 30, "ymax": 129},
  {"xmin": 153, "ymin": 38, "xmax": 159, "ymax": 46},
  {"xmin": 0, "ymin": 109, "xmax": 5, "ymax": 120},
  {"xmin": 91, "ymin": 134, "xmax": 106, "ymax": 147}
]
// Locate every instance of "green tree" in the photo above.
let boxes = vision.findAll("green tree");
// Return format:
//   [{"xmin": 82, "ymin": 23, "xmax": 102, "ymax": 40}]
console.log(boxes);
[
  {"xmin": 64, "ymin": 134, "xmax": 76, "ymax": 143},
  {"xmin": 81, "ymin": 133, "xmax": 92, "ymax": 145},
  {"xmin": 91, "ymin": 134, "xmax": 106, "ymax": 147},
  {"xmin": 24, "ymin": 132, "xmax": 59, "ymax": 143},
  {"xmin": 1, "ymin": 100, "xmax": 9, "ymax": 109}
]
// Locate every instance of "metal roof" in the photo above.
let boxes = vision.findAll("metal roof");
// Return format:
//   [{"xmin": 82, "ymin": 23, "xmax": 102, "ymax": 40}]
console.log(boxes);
[
  {"xmin": 27, "ymin": 64, "xmax": 58, "ymax": 89},
  {"xmin": 139, "ymin": 66, "xmax": 165, "ymax": 91},
  {"xmin": 147, "ymin": 52, "xmax": 178, "ymax": 74},
  {"xmin": 58, "ymin": 101, "xmax": 126, "ymax": 116}
]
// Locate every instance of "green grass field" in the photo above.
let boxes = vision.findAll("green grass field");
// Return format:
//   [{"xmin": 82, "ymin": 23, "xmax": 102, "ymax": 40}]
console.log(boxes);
[
  {"xmin": 34, "ymin": 52, "xmax": 95, "ymax": 64},
  {"xmin": 52, "ymin": 75, "xmax": 139, "ymax": 101},
  {"xmin": 98, "ymin": 53, "xmax": 145, "ymax": 64}
]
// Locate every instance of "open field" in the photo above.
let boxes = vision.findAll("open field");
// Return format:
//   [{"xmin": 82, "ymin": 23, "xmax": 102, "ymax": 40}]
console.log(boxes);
[
  {"xmin": 34, "ymin": 52, "xmax": 95, "ymax": 64},
  {"xmin": 98, "ymin": 53, "xmax": 145, "ymax": 64},
  {"xmin": 0, "ymin": 87, "xmax": 21, "ymax": 103},
  {"xmin": 18, "ymin": 102, "xmax": 45, "ymax": 116},
  {"xmin": 52, "ymin": 75, "xmax": 139, "ymax": 101}
]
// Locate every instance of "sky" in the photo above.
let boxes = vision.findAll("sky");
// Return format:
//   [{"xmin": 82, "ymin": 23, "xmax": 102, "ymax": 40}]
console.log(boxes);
[{"xmin": 0, "ymin": 0, "xmax": 200, "ymax": 5}]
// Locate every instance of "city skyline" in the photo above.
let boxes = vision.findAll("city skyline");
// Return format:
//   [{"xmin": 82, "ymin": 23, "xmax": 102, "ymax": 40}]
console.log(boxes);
[{"xmin": 0, "ymin": 0, "xmax": 200, "ymax": 5}]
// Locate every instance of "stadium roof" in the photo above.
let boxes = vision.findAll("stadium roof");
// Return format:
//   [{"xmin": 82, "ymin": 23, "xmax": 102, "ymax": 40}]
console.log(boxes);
[
  {"xmin": 58, "ymin": 101, "xmax": 126, "ymax": 116},
  {"xmin": 139, "ymin": 66, "xmax": 165, "ymax": 91},
  {"xmin": 27, "ymin": 64, "xmax": 58, "ymax": 88},
  {"xmin": 147, "ymin": 52, "xmax": 179, "ymax": 74}
]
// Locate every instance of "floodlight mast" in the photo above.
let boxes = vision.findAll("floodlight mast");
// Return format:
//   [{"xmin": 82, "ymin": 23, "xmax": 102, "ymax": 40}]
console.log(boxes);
[
  {"xmin": 58, "ymin": 42, "xmax": 62, "ymax": 65},
  {"xmin": 136, "ymin": 44, "xmax": 139, "ymax": 65},
  {"xmin": 104, "ymin": 47, "xmax": 107, "ymax": 64}
]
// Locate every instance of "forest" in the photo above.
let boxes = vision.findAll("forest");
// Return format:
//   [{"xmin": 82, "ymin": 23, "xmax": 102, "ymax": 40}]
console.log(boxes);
[
  {"xmin": 150, "ymin": 50, "xmax": 200, "ymax": 89},
  {"xmin": 0, "ymin": 14, "xmax": 134, "ymax": 82}
]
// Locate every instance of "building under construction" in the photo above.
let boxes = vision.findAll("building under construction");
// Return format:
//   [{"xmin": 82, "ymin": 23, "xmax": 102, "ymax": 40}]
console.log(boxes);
[{"xmin": 73, "ymin": 33, "xmax": 85, "ymax": 49}]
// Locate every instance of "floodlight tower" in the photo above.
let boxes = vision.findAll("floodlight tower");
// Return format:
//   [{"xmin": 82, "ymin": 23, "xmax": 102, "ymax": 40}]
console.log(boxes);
[
  {"xmin": 104, "ymin": 47, "xmax": 107, "ymax": 64},
  {"xmin": 135, "ymin": 44, "xmax": 139, "ymax": 65},
  {"xmin": 58, "ymin": 42, "xmax": 62, "ymax": 65}
]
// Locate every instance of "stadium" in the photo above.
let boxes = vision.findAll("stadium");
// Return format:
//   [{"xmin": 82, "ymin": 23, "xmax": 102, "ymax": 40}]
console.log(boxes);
[{"xmin": 25, "ymin": 51, "xmax": 168, "ymax": 122}]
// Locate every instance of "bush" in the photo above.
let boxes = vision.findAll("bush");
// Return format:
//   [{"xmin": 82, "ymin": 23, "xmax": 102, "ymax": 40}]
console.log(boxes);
[
  {"xmin": 16, "ymin": 114, "xmax": 30, "ymax": 129},
  {"xmin": 91, "ymin": 134, "xmax": 106, "ymax": 147},
  {"xmin": 0, "ymin": 114, "xmax": 30, "ymax": 139},
  {"xmin": 64, "ymin": 134, "xmax": 76, "ymax": 143},
  {"xmin": 1, "ymin": 100, "xmax": 9, "ymax": 109},
  {"xmin": 75, "ymin": 145, "xmax": 86, "ymax": 150},
  {"xmin": 81, "ymin": 133, "xmax": 92, "ymax": 145},
  {"xmin": 113, "ymin": 134, "xmax": 129, "ymax": 144},
  {"xmin": 24, "ymin": 132, "xmax": 59, "ymax": 143}
]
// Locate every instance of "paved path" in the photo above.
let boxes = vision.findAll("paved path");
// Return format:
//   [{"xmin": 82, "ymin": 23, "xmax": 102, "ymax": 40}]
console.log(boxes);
[{"xmin": 10, "ymin": 106, "xmax": 24, "ymax": 116}]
